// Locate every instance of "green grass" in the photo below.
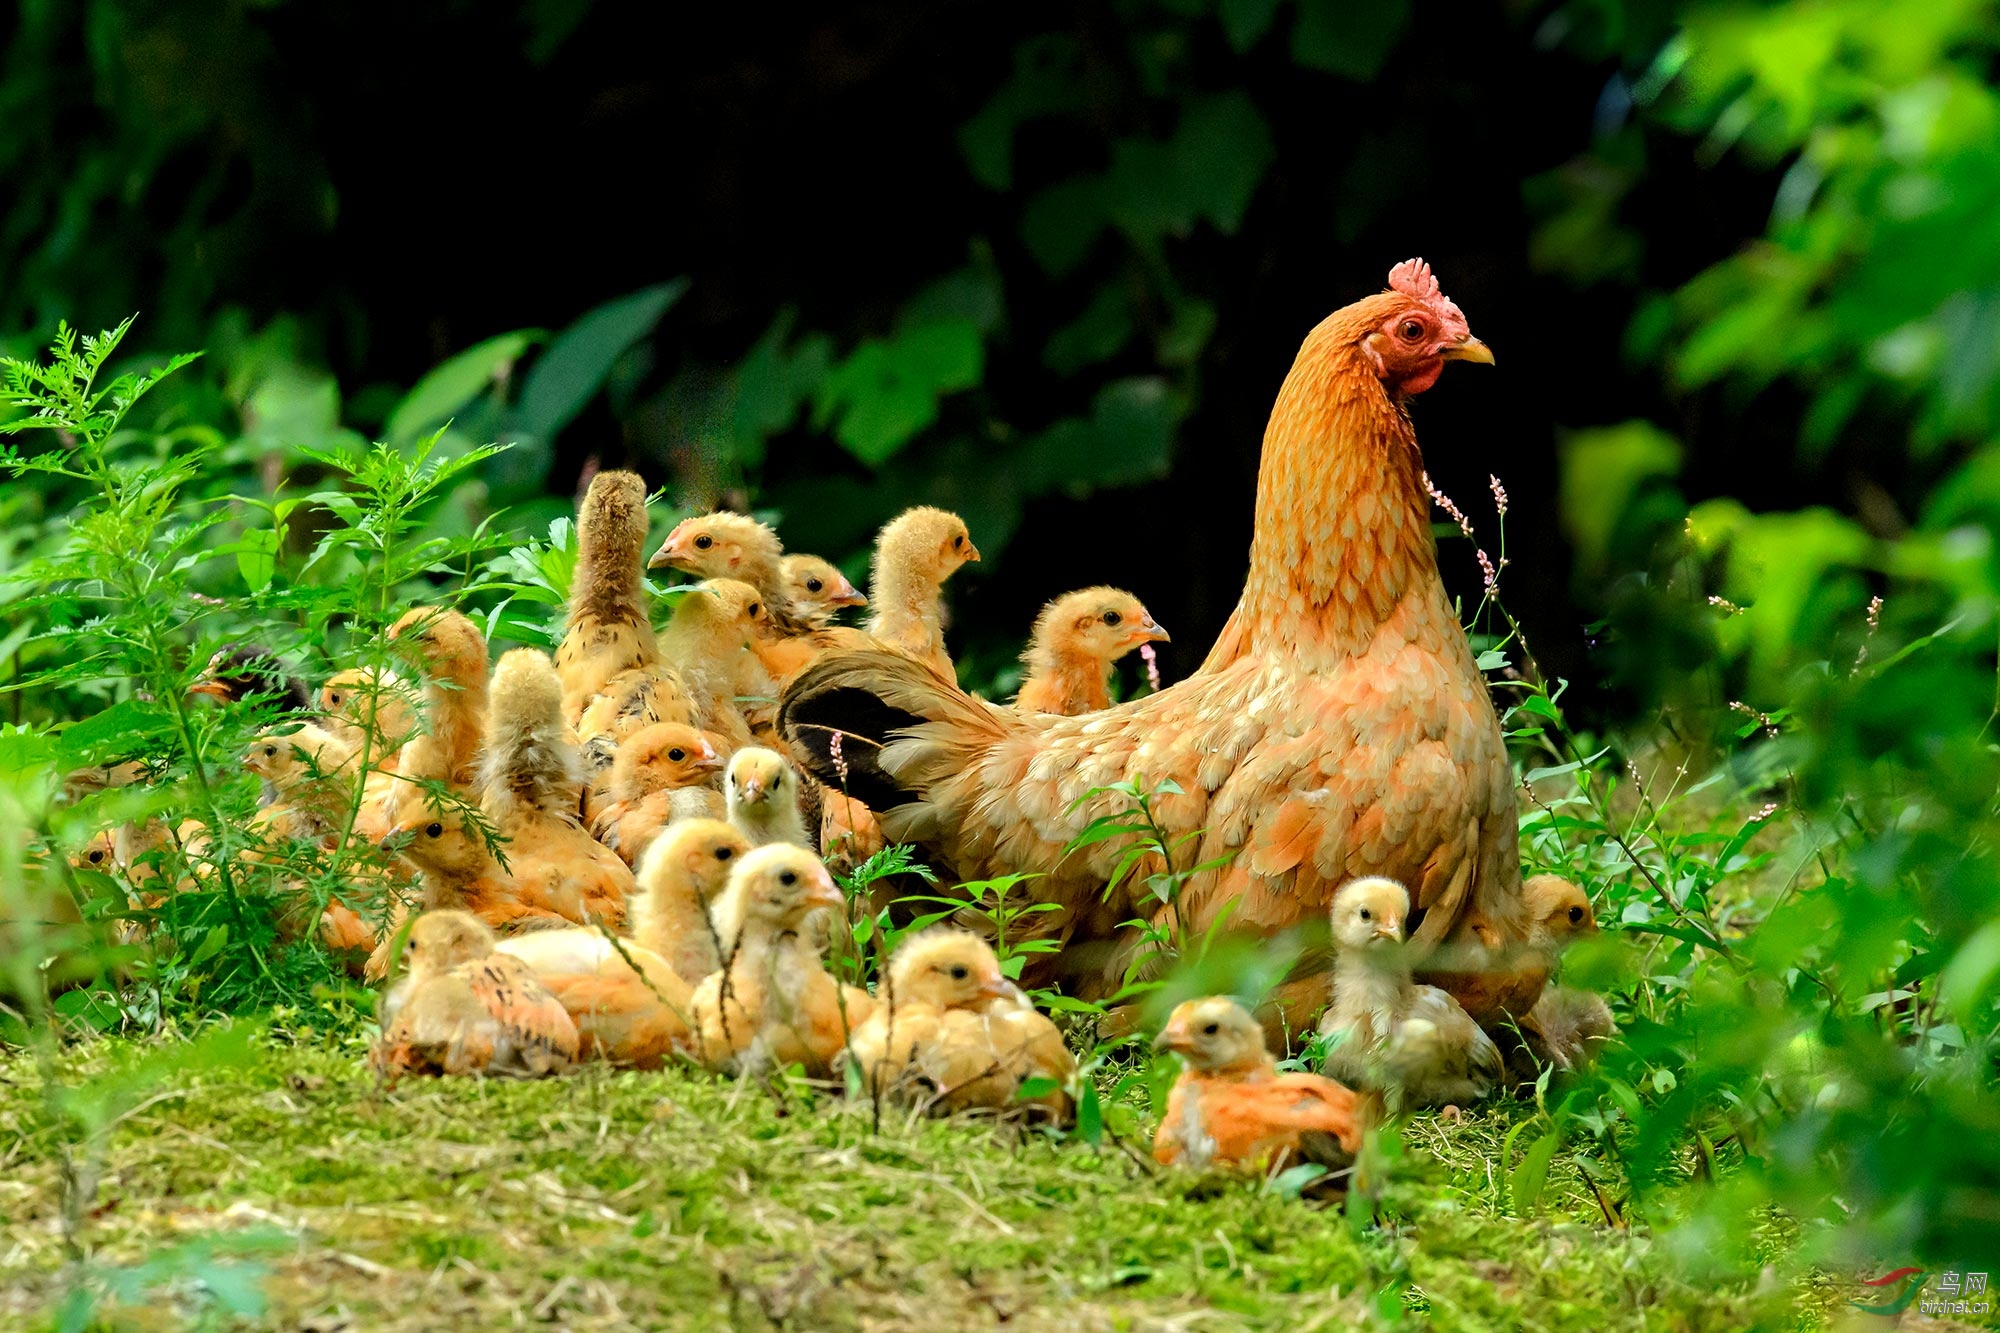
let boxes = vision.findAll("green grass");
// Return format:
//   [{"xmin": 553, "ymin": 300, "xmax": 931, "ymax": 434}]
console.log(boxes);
[{"xmin": 1, "ymin": 1028, "xmax": 1836, "ymax": 1332}]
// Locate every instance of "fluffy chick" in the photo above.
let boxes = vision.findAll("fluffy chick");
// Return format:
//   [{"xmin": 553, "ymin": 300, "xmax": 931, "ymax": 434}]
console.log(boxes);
[
  {"xmin": 1152, "ymin": 997, "xmax": 1361, "ymax": 1173},
  {"xmin": 493, "ymin": 929, "xmax": 695, "ymax": 1068},
  {"xmin": 588, "ymin": 722, "xmax": 725, "ymax": 866},
  {"xmin": 780, "ymin": 554, "xmax": 867, "ymax": 629},
  {"xmin": 387, "ymin": 607, "xmax": 490, "ymax": 788},
  {"xmin": 556, "ymin": 470, "xmax": 662, "ymax": 726},
  {"xmin": 724, "ymin": 747, "xmax": 809, "ymax": 849},
  {"xmin": 631, "ymin": 819, "xmax": 749, "ymax": 985},
  {"xmin": 372, "ymin": 910, "xmax": 578, "ymax": 1080},
  {"xmin": 1319, "ymin": 878, "xmax": 1500, "ymax": 1114},
  {"xmin": 689, "ymin": 844, "xmax": 871, "ymax": 1076},
  {"xmin": 845, "ymin": 929, "xmax": 1074, "ymax": 1120},
  {"xmin": 244, "ymin": 723, "xmax": 360, "ymax": 844},
  {"xmin": 1015, "ymin": 587, "xmax": 1170, "ymax": 716},
  {"xmin": 479, "ymin": 648, "xmax": 633, "ymax": 928},
  {"xmin": 865, "ymin": 506, "xmax": 979, "ymax": 681},
  {"xmin": 657, "ymin": 580, "xmax": 764, "ymax": 749},
  {"xmin": 650, "ymin": 510, "xmax": 812, "ymax": 634},
  {"xmin": 376, "ymin": 806, "xmax": 583, "ymax": 938},
  {"xmin": 1513, "ymin": 876, "xmax": 1616, "ymax": 1075},
  {"xmin": 319, "ymin": 667, "xmax": 417, "ymax": 770}
]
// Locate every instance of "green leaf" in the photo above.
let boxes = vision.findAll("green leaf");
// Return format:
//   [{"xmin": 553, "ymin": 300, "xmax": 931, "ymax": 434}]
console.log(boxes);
[
  {"xmin": 815, "ymin": 319, "xmax": 985, "ymax": 465},
  {"xmin": 56, "ymin": 699, "xmax": 172, "ymax": 768},
  {"xmin": 1291, "ymin": 0, "xmax": 1410, "ymax": 80},
  {"xmin": 1076, "ymin": 1078, "xmax": 1104, "ymax": 1146},
  {"xmin": 386, "ymin": 330, "xmax": 543, "ymax": 446},
  {"xmin": 1266, "ymin": 1162, "xmax": 1329, "ymax": 1199},
  {"xmin": 235, "ymin": 526, "xmax": 280, "ymax": 593},
  {"xmin": 517, "ymin": 280, "xmax": 687, "ymax": 441},
  {"xmin": 1510, "ymin": 1130, "xmax": 1559, "ymax": 1216}
]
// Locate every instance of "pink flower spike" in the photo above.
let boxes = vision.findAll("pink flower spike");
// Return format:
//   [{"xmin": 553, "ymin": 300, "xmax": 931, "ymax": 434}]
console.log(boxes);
[
  {"xmin": 1421, "ymin": 471, "xmax": 1476, "ymax": 540},
  {"xmin": 1139, "ymin": 642, "xmax": 1161, "ymax": 692},
  {"xmin": 828, "ymin": 730, "xmax": 850, "ymax": 788},
  {"xmin": 1489, "ymin": 474, "xmax": 1509, "ymax": 516}
]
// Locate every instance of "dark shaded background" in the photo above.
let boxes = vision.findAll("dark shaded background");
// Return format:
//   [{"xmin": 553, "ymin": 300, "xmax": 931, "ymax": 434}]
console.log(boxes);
[{"xmin": 2, "ymin": 0, "xmax": 1861, "ymax": 708}]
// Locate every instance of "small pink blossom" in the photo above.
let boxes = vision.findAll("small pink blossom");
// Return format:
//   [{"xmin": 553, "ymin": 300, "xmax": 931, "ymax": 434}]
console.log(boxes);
[
  {"xmin": 1138, "ymin": 642, "xmax": 1161, "ymax": 692},
  {"xmin": 1422, "ymin": 472, "xmax": 1475, "ymax": 541},
  {"xmin": 189, "ymin": 593, "xmax": 227, "ymax": 607},
  {"xmin": 829, "ymin": 730, "xmax": 849, "ymax": 789},
  {"xmin": 1754, "ymin": 802, "xmax": 1780, "ymax": 821},
  {"xmin": 1488, "ymin": 473, "xmax": 1509, "ymax": 516}
]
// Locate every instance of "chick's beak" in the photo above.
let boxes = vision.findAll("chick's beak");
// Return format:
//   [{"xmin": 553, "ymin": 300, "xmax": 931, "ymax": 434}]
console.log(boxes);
[
  {"xmin": 977, "ymin": 975, "xmax": 1017, "ymax": 1003},
  {"xmin": 831, "ymin": 579, "xmax": 868, "ymax": 609},
  {"xmin": 694, "ymin": 746, "xmax": 725, "ymax": 774},
  {"xmin": 737, "ymin": 777, "xmax": 766, "ymax": 804},
  {"xmin": 804, "ymin": 871, "xmax": 844, "ymax": 914},
  {"xmin": 646, "ymin": 541, "xmax": 676, "ymax": 570},
  {"xmin": 1134, "ymin": 614, "xmax": 1171, "ymax": 644},
  {"xmin": 1440, "ymin": 336, "xmax": 1495, "ymax": 365},
  {"xmin": 962, "ymin": 541, "xmax": 982, "ymax": 563},
  {"xmin": 1151, "ymin": 1022, "xmax": 1188, "ymax": 1054}
]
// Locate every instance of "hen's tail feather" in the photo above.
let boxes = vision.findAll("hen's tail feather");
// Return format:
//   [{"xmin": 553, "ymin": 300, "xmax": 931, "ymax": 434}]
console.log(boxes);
[{"xmin": 779, "ymin": 649, "xmax": 1018, "ymax": 815}]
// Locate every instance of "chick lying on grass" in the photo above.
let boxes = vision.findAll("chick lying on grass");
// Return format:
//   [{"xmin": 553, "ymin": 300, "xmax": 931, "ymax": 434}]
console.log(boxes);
[
  {"xmin": 371, "ymin": 910, "xmax": 578, "ymax": 1081},
  {"xmin": 689, "ymin": 844, "xmax": 871, "ymax": 1078},
  {"xmin": 1319, "ymin": 877, "xmax": 1500, "ymax": 1116},
  {"xmin": 1153, "ymin": 996, "xmax": 1361, "ymax": 1174},
  {"xmin": 494, "ymin": 928, "xmax": 695, "ymax": 1069},
  {"xmin": 843, "ymin": 929, "xmax": 1074, "ymax": 1122}
]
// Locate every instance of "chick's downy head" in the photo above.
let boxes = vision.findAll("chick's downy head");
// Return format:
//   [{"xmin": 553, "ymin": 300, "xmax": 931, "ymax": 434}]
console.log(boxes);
[
  {"xmin": 1523, "ymin": 873, "xmax": 1597, "ymax": 943},
  {"xmin": 243, "ymin": 723, "xmax": 349, "ymax": 785},
  {"xmin": 725, "ymin": 747, "xmax": 793, "ymax": 809},
  {"xmin": 388, "ymin": 608, "xmax": 489, "ymax": 685},
  {"xmin": 638, "ymin": 818, "xmax": 750, "ymax": 901},
  {"xmin": 1030, "ymin": 587, "xmax": 1170, "ymax": 664},
  {"xmin": 780, "ymin": 554, "xmax": 866, "ymax": 621},
  {"xmin": 649, "ymin": 511, "xmax": 781, "ymax": 578},
  {"xmin": 1153, "ymin": 996, "xmax": 1268, "ymax": 1074},
  {"xmin": 320, "ymin": 667, "xmax": 416, "ymax": 746},
  {"xmin": 730, "ymin": 844, "xmax": 842, "ymax": 931},
  {"xmin": 876, "ymin": 506, "xmax": 979, "ymax": 587},
  {"xmin": 1329, "ymin": 877, "xmax": 1410, "ymax": 952},
  {"xmin": 613, "ymin": 722, "xmax": 722, "ymax": 796},
  {"xmin": 404, "ymin": 909, "xmax": 496, "ymax": 977},
  {"xmin": 886, "ymin": 929, "xmax": 1013, "ymax": 1010},
  {"xmin": 380, "ymin": 805, "xmax": 489, "ymax": 878}
]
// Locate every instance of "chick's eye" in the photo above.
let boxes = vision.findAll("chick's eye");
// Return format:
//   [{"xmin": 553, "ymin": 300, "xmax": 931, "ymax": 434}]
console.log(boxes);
[
  {"xmin": 1401, "ymin": 318, "xmax": 1425, "ymax": 341},
  {"xmin": 1358, "ymin": 908, "xmax": 1371, "ymax": 921},
  {"xmin": 693, "ymin": 534, "xmax": 713, "ymax": 550},
  {"xmin": 425, "ymin": 822, "xmax": 443, "ymax": 838},
  {"xmin": 1569, "ymin": 905, "xmax": 1584, "ymax": 923},
  {"xmin": 951, "ymin": 535, "xmax": 963, "ymax": 549},
  {"xmin": 88, "ymin": 850, "xmax": 104, "ymax": 864},
  {"xmin": 950, "ymin": 965, "xmax": 968, "ymax": 980},
  {"xmin": 779, "ymin": 870, "xmax": 797, "ymax": 886},
  {"xmin": 327, "ymin": 693, "xmax": 342, "ymax": 706},
  {"xmin": 747, "ymin": 603, "xmax": 760, "ymax": 617},
  {"xmin": 263, "ymin": 746, "xmax": 277, "ymax": 757},
  {"xmin": 1202, "ymin": 1022, "xmax": 1219, "ymax": 1035},
  {"xmin": 667, "ymin": 748, "xmax": 686, "ymax": 762},
  {"xmin": 1102, "ymin": 611, "xmax": 1122, "ymax": 626},
  {"xmin": 806, "ymin": 578, "xmax": 823, "ymax": 592},
  {"xmin": 715, "ymin": 846, "xmax": 734, "ymax": 861}
]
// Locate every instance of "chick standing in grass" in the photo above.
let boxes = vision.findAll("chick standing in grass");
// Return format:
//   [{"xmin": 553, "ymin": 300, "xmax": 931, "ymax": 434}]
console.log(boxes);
[
  {"xmin": 1014, "ymin": 587, "xmax": 1171, "ymax": 716},
  {"xmin": 477, "ymin": 648, "xmax": 634, "ymax": 929},
  {"xmin": 630, "ymin": 819, "xmax": 749, "ymax": 986},
  {"xmin": 555, "ymin": 470, "xmax": 662, "ymax": 727},
  {"xmin": 587, "ymin": 722, "xmax": 725, "ymax": 866},
  {"xmin": 187, "ymin": 644, "xmax": 313, "ymax": 713},
  {"xmin": 724, "ymin": 747, "xmax": 808, "ymax": 848},
  {"xmin": 319, "ymin": 667, "xmax": 416, "ymax": 771},
  {"xmin": 865, "ymin": 505, "xmax": 979, "ymax": 682},
  {"xmin": 244, "ymin": 724, "xmax": 359, "ymax": 845},
  {"xmin": 1319, "ymin": 877, "xmax": 1500, "ymax": 1115},
  {"xmin": 1511, "ymin": 875, "xmax": 1616, "ymax": 1076},
  {"xmin": 689, "ymin": 844, "xmax": 871, "ymax": 1076},
  {"xmin": 844, "ymin": 929, "xmax": 1074, "ymax": 1120},
  {"xmin": 372, "ymin": 910, "xmax": 578, "ymax": 1080},
  {"xmin": 1152, "ymin": 996, "xmax": 1361, "ymax": 1172},
  {"xmin": 780, "ymin": 554, "xmax": 866, "ymax": 628},
  {"xmin": 357, "ymin": 607, "xmax": 489, "ymax": 842}
]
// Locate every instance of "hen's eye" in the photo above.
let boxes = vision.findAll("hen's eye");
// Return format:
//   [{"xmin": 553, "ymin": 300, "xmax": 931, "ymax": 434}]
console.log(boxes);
[
  {"xmin": 1102, "ymin": 611, "xmax": 1122, "ymax": 626},
  {"xmin": 693, "ymin": 534, "xmax": 714, "ymax": 550},
  {"xmin": 1401, "ymin": 319, "xmax": 1424, "ymax": 340},
  {"xmin": 806, "ymin": 578, "xmax": 823, "ymax": 593},
  {"xmin": 1568, "ymin": 905, "xmax": 1584, "ymax": 924},
  {"xmin": 1202, "ymin": 1022, "xmax": 1219, "ymax": 1035},
  {"xmin": 950, "ymin": 965, "xmax": 968, "ymax": 980},
  {"xmin": 667, "ymin": 748, "xmax": 686, "ymax": 762},
  {"xmin": 779, "ymin": 870, "xmax": 797, "ymax": 886},
  {"xmin": 425, "ymin": 822, "xmax": 444, "ymax": 838},
  {"xmin": 715, "ymin": 846, "xmax": 734, "ymax": 861}
]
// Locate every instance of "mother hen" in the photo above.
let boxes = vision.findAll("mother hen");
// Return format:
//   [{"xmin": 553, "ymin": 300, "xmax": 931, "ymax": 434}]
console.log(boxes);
[{"xmin": 780, "ymin": 260, "xmax": 1520, "ymax": 1031}]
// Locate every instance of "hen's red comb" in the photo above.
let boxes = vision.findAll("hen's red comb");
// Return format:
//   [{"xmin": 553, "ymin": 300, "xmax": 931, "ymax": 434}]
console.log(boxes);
[{"xmin": 1387, "ymin": 258, "xmax": 1470, "ymax": 340}]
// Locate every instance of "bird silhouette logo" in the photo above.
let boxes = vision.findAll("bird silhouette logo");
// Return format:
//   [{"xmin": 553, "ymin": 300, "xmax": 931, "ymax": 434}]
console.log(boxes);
[{"xmin": 1849, "ymin": 1267, "xmax": 1928, "ymax": 1315}]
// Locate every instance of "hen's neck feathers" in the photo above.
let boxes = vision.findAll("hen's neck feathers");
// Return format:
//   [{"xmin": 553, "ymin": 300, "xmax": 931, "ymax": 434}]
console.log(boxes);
[{"xmin": 1234, "ymin": 311, "xmax": 1440, "ymax": 670}]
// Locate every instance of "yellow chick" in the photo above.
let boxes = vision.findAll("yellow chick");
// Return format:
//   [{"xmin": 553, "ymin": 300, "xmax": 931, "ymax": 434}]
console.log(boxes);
[
  {"xmin": 318, "ymin": 667, "xmax": 418, "ymax": 770},
  {"xmin": 371, "ymin": 910, "xmax": 579, "ymax": 1080},
  {"xmin": 780, "ymin": 554, "xmax": 867, "ymax": 629},
  {"xmin": 1319, "ymin": 877, "xmax": 1500, "ymax": 1114},
  {"xmin": 493, "ymin": 928, "xmax": 695, "ymax": 1069},
  {"xmin": 555, "ymin": 470, "xmax": 663, "ymax": 726},
  {"xmin": 724, "ymin": 747, "xmax": 809, "ymax": 849},
  {"xmin": 587, "ymin": 721, "xmax": 725, "ymax": 866},
  {"xmin": 244, "ymin": 723, "xmax": 360, "ymax": 844},
  {"xmin": 1513, "ymin": 876, "xmax": 1616, "ymax": 1075},
  {"xmin": 1153, "ymin": 996, "xmax": 1360, "ymax": 1172},
  {"xmin": 630, "ymin": 819, "xmax": 749, "ymax": 986},
  {"xmin": 865, "ymin": 506, "xmax": 979, "ymax": 681},
  {"xmin": 689, "ymin": 844, "xmax": 870, "ymax": 1077},
  {"xmin": 1015, "ymin": 587, "xmax": 1170, "ymax": 716}
]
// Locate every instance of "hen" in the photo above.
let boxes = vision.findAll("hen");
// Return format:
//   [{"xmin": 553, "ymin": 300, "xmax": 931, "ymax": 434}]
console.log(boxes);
[{"xmin": 781, "ymin": 260, "xmax": 1515, "ymax": 1028}]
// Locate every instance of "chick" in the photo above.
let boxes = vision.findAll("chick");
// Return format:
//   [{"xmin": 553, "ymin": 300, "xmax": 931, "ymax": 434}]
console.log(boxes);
[
  {"xmin": 556, "ymin": 470, "xmax": 662, "ymax": 727},
  {"xmin": 630, "ymin": 819, "xmax": 749, "ymax": 985},
  {"xmin": 587, "ymin": 722, "xmax": 725, "ymax": 866},
  {"xmin": 844, "ymin": 929, "xmax": 1075, "ymax": 1120},
  {"xmin": 657, "ymin": 579, "xmax": 764, "ymax": 750},
  {"xmin": 319, "ymin": 667, "xmax": 417, "ymax": 770},
  {"xmin": 575, "ymin": 665, "xmax": 707, "ymax": 828},
  {"xmin": 1015, "ymin": 587, "xmax": 1170, "ymax": 716},
  {"xmin": 478, "ymin": 648, "xmax": 634, "ymax": 928},
  {"xmin": 724, "ymin": 747, "xmax": 809, "ymax": 849},
  {"xmin": 244, "ymin": 723, "xmax": 359, "ymax": 844},
  {"xmin": 689, "ymin": 844, "xmax": 871, "ymax": 1077},
  {"xmin": 865, "ymin": 506, "xmax": 979, "ymax": 681},
  {"xmin": 1512, "ymin": 876, "xmax": 1616, "ymax": 1075},
  {"xmin": 493, "ymin": 929, "xmax": 695, "ymax": 1069},
  {"xmin": 1319, "ymin": 877, "xmax": 1500, "ymax": 1114},
  {"xmin": 187, "ymin": 644, "xmax": 312, "ymax": 712},
  {"xmin": 371, "ymin": 910, "xmax": 578, "ymax": 1080},
  {"xmin": 1153, "ymin": 997, "xmax": 1361, "ymax": 1173},
  {"xmin": 358, "ymin": 607, "xmax": 490, "ymax": 842},
  {"xmin": 376, "ymin": 806, "xmax": 581, "ymax": 934},
  {"xmin": 1418, "ymin": 872, "xmax": 1596, "ymax": 1028},
  {"xmin": 780, "ymin": 554, "xmax": 867, "ymax": 629},
  {"xmin": 650, "ymin": 510, "xmax": 813, "ymax": 633}
]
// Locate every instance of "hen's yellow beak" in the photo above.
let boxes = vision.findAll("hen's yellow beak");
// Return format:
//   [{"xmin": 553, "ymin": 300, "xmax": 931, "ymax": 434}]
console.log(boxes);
[{"xmin": 1441, "ymin": 336, "xmax": 1494, "ymax": 365}]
